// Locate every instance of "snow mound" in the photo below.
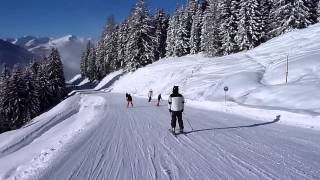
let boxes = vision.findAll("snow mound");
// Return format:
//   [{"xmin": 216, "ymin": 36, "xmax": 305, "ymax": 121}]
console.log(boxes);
[
  {"xmin": 94, "ymin": 70, "xmax": 124, "ymax": 90},
  {"xmin": 0, "ymin": 94, "xmax": 107, "ymax": 179}
]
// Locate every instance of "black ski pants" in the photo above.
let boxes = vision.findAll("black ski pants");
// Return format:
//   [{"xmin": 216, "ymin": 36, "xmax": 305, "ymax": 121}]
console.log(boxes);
[{"xmin": 171, "ymin": 111, "xmax": 184, "ymax": 130}]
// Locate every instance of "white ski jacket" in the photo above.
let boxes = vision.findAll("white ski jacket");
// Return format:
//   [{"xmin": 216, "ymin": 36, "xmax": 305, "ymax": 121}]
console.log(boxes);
[{"xmin": 168, "ymin": 94, "xmax": 185, "ymax": 112}]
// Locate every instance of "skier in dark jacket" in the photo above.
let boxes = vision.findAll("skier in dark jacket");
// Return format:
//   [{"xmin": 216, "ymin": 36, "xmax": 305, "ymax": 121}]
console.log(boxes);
[
  {"xmin": 168, "ymin": 86, "xmax": 185, "ymax": 133},
  {"xmin": 148, "ymin": 89, "xmax": 153, "ymax": 102},
  {"xmin": 127, "ymin": 94, "xmax": 133, "ymax": 108},
  {"xmin": 157, "ymin": 94, "xmax": 162, "ymax": 106}
]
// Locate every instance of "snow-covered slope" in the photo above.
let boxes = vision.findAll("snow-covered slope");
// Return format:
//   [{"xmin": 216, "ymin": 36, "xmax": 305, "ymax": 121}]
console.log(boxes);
[
  {"xmin": 0, "ymin": 93, "xmax": 319, "ymax": 179},
  {"xmin": 0, "ymin": 39, "xmax": 35, "ymax": 67},
  {"xmin": 5, "ymin": 35, "xmax": 91, "ymax": 79},
  {"xmin": 97, "ymin": 23, "xmax": 320, "ymax": 129}
]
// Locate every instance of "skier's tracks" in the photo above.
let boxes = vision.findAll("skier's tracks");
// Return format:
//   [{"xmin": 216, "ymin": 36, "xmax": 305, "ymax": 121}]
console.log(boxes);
[{"xmin": 37, "ymin": 93, "xmax": 320, "ymax": 180}]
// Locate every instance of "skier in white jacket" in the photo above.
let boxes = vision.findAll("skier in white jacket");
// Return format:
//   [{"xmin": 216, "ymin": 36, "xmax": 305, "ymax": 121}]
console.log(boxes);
[{"xmin": 168, "ymin": 86, "xmax": 185, "ymax": 133}]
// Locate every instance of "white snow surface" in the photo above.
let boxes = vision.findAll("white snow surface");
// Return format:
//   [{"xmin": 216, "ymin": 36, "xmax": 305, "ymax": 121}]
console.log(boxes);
[
  {"xmin": 0, "ymin": 93, "xmax": 319, "ymax": 179},
  {"xmin": 94, "ymin": 70, "xmax": 123, "ymax": 90},
  {"xmin": 1, "ymin": 22, "xmax": 320, "ymax": 180},
  {"xmin": 108, "ymin": 23, "xmax": 320, "ymax": 130},
  {"xmin": 67, "ymin": 74, "xmax": 82, "ymax": 84}
]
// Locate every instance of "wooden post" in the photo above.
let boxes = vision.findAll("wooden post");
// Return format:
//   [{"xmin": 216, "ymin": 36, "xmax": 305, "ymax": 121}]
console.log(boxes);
[
  {"xmin": 286, "ymin": 55, "xmax": 289, "ymax": 84},
  {"xmin": 225, "ymin": 91, "xmax": 227, "ymax": 106}
]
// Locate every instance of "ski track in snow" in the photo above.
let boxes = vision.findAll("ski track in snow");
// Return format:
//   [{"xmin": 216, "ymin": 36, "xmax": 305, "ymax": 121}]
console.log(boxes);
[{"xmin": 6, "ymin": 92, "xmax": 317, "ymax": 180}]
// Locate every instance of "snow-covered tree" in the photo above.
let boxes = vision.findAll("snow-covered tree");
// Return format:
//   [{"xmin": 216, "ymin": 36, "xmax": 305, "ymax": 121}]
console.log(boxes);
[
  {"xmin": 271, "ymin": 0, "xmax": 313, "ymax": 36},
  {"xmin": 80, "ymin": 41, "xmax": 93, "ymax": 77},
  {"xmin": 47, "ymin": 48, "xmax": 66, "ymax": 105},
  {"xmin": 317, "ymin": 0, "xmax": 320, "ymax": 22},
  {"xmin": 0, "ymin": 63, "xmax": 10, "ymax": 132},
  {"xmin": 23, "ymin": 67, "xmax": 40, "ymax": 121},
  {"xmin": 236, "ymin": 0, "xmax": 265, "ymax": 51},
  {"xmin": 2, "ymin": 65, "xmax": 27, "ymax": 129},
  {"xmin": 117, "ymin": 20, "xmax": 130, "ymax": 69},
  {"xmin": 219, "ymin": 0, "xmax": 240, "ymax": 55},
  {"xmin": 174, "ymin": 7, "xmax": 191, "ymax": 57},
  {"xmin": 38, "ymin": 59, "xmax": 52, "ymax": 112},
  {"xmin": 101, "ymin": 16, "xmax": 119, "ymax": 73},
  {"xmin": 201, "ymin": 0, "xmax": 221, "ymax": 56},
  {"xmin": 154, "ymin": 8, "xmax": 169, "ymax": 60},
  {"xmin": 190, "ymin": 3, "xmax": 204, "ymax": 54},
  {"xmin": 125, "ymin": 0, "xmax": 156, "ymax": 71},
  {"xmin": 87, "ymin": 47, "xmax": 97, "ymax": 81},
  {"xmin": 166, "ymin": 9, "xmax": 179, "ymax": 57}
]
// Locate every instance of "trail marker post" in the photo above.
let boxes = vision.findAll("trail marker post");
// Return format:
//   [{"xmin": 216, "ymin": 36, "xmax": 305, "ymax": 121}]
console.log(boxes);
[
  {"xmin": 286, "ymin": 55, "xmax": 289, "ymax": 84},
  {"xmin": 224, "ymin": 86, "xmax": 229, "ymax": 106}
]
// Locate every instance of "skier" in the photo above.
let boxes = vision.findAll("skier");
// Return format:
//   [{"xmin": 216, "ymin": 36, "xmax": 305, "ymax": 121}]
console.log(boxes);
[
  {"xmin": 127, "ymin": 94, "xmax": 133, "ymax": 108},
  {"xmin": 157, "ymin": 94, "xmax": 162, "ymax": 106},
  {"xmin": 168, "ymin": 86, "xmax": 185, "ymax": 134},
  {"xmin": 148, "ymin": 89, "xmax": 153, "ymax": 102}
]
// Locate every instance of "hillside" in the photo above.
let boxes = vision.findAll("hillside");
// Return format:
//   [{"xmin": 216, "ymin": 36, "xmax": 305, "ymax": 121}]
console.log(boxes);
[
  {"xmin": 91, "ymin": 23, "xmax": 320, "ymax": 129},
  {"xmin": 4, "ymin": 35, "xmax": 90, "ymax": 79},
  {"xmin": 0, "ymin": 39, "xmax": 35, "ymax": 67}
]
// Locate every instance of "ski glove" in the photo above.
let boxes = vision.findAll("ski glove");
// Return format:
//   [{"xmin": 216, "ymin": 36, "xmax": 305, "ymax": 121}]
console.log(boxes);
[{"xmin": 169, "ymin": 109, "xmax": 172, "ymax": 113}]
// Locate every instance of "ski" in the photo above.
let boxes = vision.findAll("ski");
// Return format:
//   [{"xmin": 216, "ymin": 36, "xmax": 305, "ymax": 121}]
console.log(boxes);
[
  {"xmin": 168, "ymin": 129, "xmax": 177, "ymax": 137},
  {"xmin": 168, "ymin": 129, "xmax": 186, "ymax": 137}
]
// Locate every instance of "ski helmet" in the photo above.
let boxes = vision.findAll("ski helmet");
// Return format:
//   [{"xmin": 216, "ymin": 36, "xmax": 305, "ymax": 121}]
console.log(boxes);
[{"xmin": 173, "ymin": 86, "xmax": 179, "ymax": 93}]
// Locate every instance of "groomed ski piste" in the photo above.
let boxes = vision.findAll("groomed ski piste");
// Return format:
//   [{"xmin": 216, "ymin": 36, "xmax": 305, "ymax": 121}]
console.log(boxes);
[{"xmin": 1, "ymin": 24, "xmax": 320, "ymax": 179}]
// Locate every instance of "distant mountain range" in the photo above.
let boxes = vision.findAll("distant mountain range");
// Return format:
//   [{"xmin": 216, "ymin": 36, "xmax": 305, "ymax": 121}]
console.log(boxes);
[
  {"xmin": 0, "ymin": 39, "xmax": 36, "ymax": 68},
  {"xmin": 1, "ymin": 35, "xmax": 92, "ymax": 79}
]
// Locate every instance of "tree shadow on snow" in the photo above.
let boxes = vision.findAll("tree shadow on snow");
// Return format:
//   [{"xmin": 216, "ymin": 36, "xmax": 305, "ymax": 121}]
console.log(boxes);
[{"xmin": 184, "ymin": 115, "xmax": 281, "ymax": 135}]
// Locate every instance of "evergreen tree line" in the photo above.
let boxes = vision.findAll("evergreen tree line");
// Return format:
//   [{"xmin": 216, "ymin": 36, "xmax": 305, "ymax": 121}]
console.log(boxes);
[
  {"xmin": 81, "ymin": 0, "xmax": 320, "ymax": 81},
  {"xmin": 0, "ymin": 48, "xmax": 67, "ymax": 133}
]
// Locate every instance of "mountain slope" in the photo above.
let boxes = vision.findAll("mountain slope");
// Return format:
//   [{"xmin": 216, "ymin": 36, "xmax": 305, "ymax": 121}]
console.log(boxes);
[
  {"xmin": 103, "ymin": 23, "xmax": 320, "ymax": 116},
  {"xmin": 0, "ymin": 93, "xmax": 319, "ymax": 180},
  {"xmin": 5, "ymin": 35, "xmax": 90, "ymax": 79},
  {"xmin": 0, "ymin": 39, "xmax": 35, "ymax": 67}
]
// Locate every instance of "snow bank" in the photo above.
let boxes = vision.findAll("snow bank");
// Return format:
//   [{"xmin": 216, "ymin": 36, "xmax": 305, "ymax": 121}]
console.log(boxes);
[
  {"xmin": 94, "ymin": 70, "xmax": 123, "ymax": 90},
  {"xmin": 67, "ymin": 74, "xmax": 82, "ymax": 84},
  {"xmin": 0, "ymin": 94, "xmax": 107, "ymax": 179}
]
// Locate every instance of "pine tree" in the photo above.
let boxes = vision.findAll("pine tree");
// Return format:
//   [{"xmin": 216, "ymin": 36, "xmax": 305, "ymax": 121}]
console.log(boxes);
[
  {"xmin": 271, "ymin": 0, "xmax": 313, "ymax": 36},
  {"xmin": 125, "ymin": 0, "xmax": 156, "ymax": 71},
  {"xmin": 38, "ymin": 59, "xmax": 52, "ymax": 112},
  {"xmin": 87, "ymin": 47, "xmax": 97, "ymax": 81},
  {"xmin": 305, "ymin": 0, "xmax": 319, "ymax": 24},
  {"xmin": 261, "ymin": 0, "xmax": 273, "ymax": 41},
  {"xmin": 175, "ymin": 7, "xmax": 190, "ymax": 57},
  {"xmin": 23, "ymin": 67, "xmax": 40, "ymax": 121},
  {"xmin": 2, "ymin": 65, "xmax": 27, "ymax": 129},
  {"xmin": 201, "ymin": 0, "xmax": 221, "ymax": 56},
  {"xmin": 100, "ymin": 16, "xmax": 119, "ymax": 73},
  {"xmin": 190, "ymin": 3, "xmax": 204, "ymax": 54},
  {"xmin": 166, "ymin": 9, "xmax": 179, "ymax": 57},
  {"xmin": 95, "ymin": 40, "xmax": 106, "ymax": 80},
  {"xmin": 236, "ymin": 0, "xmax": 265, "ymax": 51},
  {"xmin": 219, "ymin": 0, "xmax": 241, "ymax": 55},
  {"xmin": 80, "ymin": 41, "xmax": 93, "ymax": 77},
  {"xmin": 117, "ymin": 20, "xmax": 130, "ymax": 69},
  {"xmin": 47, "ymin": 48, "xmax": 66, "ymax": 105},
  {"xmin": 317, "ymin": 0, "xmax": 320, "ymax": 22},
  {"xmin": 154, "ymin": 8, "xmax": 169, "ymax": 60},
  {"xmin": 0, "ymin": 63, "xmax": 10, "ymax": 132}
]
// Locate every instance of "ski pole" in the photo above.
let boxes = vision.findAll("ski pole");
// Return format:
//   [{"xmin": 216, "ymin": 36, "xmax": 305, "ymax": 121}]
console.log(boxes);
[{"xmin": 183, "ymin": 112, "xmax": 194, "ymax": 131}]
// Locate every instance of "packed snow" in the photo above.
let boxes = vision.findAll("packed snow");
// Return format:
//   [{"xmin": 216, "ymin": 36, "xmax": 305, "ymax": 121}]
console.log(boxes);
[{"xmin": 1, "ymin": 93, "xmax": 319, "ymax": 180}]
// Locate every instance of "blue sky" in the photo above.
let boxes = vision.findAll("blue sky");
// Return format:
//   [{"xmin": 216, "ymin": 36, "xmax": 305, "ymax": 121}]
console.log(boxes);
[{"xmin": 0, "ymin": 0, "xmax": 186, "ymax": 38}]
